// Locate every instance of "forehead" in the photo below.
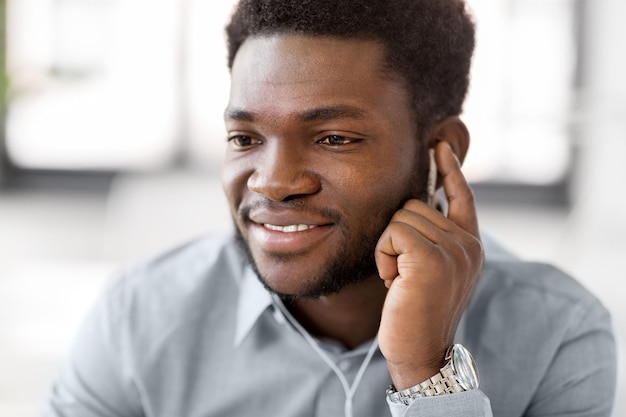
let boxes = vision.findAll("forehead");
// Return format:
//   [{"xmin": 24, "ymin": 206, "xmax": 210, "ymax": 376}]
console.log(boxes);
[
  {"xmin": 227, "ymin": 34, "xmax": 412, "ymax": 118},
  {"xmin": 232, "ymin": 34, "xmax": 389, "ymax": 78}
]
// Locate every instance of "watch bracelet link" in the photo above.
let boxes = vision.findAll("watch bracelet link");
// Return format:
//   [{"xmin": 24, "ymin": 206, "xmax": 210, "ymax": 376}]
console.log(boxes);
[{"xmin": 387, "ymin": 364, "xmax": 465, "ymax": 404}]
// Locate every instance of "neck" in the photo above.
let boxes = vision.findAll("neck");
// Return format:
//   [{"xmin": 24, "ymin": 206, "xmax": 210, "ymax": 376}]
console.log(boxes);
[{"xmin": 284, "ymin": 276, "xmax": 387, "ymax": 350}]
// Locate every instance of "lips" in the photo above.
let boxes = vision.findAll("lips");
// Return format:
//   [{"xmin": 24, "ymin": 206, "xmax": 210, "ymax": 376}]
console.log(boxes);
[{"xmin": 246, "ymin": 208, "xmax": 335, "ymax": 253}]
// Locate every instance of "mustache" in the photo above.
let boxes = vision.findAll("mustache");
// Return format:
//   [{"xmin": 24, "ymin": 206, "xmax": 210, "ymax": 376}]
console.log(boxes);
[{"xmin": 239, "ymin": 199, "xmax": 344, "ymax": 225}]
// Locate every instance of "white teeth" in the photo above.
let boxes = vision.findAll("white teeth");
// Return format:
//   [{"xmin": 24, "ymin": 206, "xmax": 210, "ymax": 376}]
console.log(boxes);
[{"xmin": 265, "ymin": 224, "xmax": 317, "ymax": 233}]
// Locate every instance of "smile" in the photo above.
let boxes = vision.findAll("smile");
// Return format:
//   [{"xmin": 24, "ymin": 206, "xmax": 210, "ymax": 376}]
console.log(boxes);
[{"xmin": 264, "ymin": 224, "xmax": 318, "ymax": 233}]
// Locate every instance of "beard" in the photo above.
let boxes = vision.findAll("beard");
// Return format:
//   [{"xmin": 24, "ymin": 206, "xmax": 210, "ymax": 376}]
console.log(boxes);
[
  {"xmin": 233, "ymin": 156, "xmax": 429, "ymax": 300},
  {"xmin": 234, "ymin": 209, "xmax": 382, "ymax": 300}
]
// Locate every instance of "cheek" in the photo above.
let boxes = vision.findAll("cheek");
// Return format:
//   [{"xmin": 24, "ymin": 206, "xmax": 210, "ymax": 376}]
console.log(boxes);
[
  {"xmin": 331, "ymin": 168, "xmax": 407, "ymax": 224},
  {"xmin": 360, "ymin": 180, "xmax": 406, "ymax": 218},
  {"xmin": 343, "ymin": 153, "xmax": 416, "ymax": 203},
  {"xmin": 221, "ymin": 160, "xmax": 251, "ymax": 213},
  {"xmin": 340, "ymin": 161, "xmax": 422, "ymax": 229}
]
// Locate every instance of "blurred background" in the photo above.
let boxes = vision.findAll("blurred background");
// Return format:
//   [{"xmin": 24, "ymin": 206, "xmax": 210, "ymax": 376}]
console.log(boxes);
[{"xmin": 0, "ymin": 0, "xmax": 624, "ymax": 415}]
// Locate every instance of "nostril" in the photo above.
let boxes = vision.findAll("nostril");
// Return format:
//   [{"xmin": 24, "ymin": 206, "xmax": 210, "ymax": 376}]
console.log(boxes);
[{"xmin": 247, "ymin": 169, "xmax": 321, "ymax": 201}]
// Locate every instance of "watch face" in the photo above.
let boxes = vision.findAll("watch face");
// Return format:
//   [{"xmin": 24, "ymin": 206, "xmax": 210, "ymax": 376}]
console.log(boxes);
[{"xmin": 452, "ymin": 344, "xmax": 480, "ymax": 390}]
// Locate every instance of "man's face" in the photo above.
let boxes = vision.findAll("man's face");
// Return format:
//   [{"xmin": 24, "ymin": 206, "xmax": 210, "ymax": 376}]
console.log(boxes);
[{"xmin": 222, "ymin": 35, "xmax": 426, "ymax": 298}]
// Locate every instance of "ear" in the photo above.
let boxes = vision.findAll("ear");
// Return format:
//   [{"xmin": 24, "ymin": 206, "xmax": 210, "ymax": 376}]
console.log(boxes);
[{"xmin": 425, "ymin": 116, "xmax": 470, "ymax": 166}]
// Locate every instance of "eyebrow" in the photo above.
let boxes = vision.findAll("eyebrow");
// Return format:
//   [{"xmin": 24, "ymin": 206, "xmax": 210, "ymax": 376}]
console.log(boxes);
[
  {"xmin": 224, "ymin": 108, "xmax": 255, "ymax": 122},
  {"xmin": 224, "ymin": 105, "xmax": 367, "ymax": 123},
  {"xmin": 300, "ymin": 105, "xmax": 367, "ymax": 122}
]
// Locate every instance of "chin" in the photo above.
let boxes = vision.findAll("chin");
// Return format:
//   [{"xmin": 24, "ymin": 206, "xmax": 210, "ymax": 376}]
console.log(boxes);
[{"xmin": 253, "ymin": 257, "xmax": 327, "ymax": 297}]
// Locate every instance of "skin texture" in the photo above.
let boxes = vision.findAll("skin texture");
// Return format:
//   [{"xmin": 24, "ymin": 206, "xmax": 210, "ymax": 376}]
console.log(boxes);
[{"xmin": 222, "ymin": 34, "xmax": 483, "ymax": 390}]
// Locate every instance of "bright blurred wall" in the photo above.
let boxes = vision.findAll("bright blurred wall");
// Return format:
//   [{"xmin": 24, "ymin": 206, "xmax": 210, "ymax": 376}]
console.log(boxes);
[
  {"xmin": 5, "ymin": 0, "xmax": 578, "ymax": 186},
  {"xmin": 5, "ymin": 0, "xmax": 235, "ymax": 170}
]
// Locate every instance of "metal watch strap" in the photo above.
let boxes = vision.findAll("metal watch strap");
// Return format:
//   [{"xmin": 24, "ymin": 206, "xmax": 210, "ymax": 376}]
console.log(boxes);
[{"xmin": 386, "ymin": 346, "xmax": 466, "ymax": 405}]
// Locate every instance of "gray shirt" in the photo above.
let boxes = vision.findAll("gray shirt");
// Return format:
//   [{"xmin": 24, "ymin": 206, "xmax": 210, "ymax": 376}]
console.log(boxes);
[{"xmin": 43, "ymin": 233, "xmax": 616, "ymax": 417}]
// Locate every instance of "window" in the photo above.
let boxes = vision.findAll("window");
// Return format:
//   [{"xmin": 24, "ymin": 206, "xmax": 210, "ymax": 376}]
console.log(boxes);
[
  {"xmin": 463, "ymin": 0, "xmax": 577, "ymax": 185},
  {"xmin": 5, "ymin": 0, "xmax": 579, "ymax": 186}
]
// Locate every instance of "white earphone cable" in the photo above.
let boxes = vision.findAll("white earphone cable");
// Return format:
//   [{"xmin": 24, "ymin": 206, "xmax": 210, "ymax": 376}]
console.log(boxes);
[{"xmin": 272, "ymin": 295, "xmax": 379, "ymax": 417}]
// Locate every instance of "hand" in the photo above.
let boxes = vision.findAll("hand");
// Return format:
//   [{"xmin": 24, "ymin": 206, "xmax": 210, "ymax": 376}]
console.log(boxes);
[{"xmin": 375, "ymin": 141, "xmax": 484, "ymax": 390}]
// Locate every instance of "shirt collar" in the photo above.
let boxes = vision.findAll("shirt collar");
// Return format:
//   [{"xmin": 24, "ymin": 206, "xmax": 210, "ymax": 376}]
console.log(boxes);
[
  {"xmin": 234, "ymin": 266, "xmax": 273, "ymax": 347},
  {"xmin": 231, "ymin": 240, "xmax": 497, "ymax": 348}
]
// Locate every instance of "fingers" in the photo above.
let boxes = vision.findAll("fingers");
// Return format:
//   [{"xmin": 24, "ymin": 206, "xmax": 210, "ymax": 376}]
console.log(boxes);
[
  {"xmin": 375, "ymin": 141, "xmax": 481, "ymax": 284},
  {"xmin": 375, "ymin": 211, "xmax": 443, "ymax": 281},
  {"xmin": 435, "ymin": 141, "xmax": 480, "ymax": 239}
]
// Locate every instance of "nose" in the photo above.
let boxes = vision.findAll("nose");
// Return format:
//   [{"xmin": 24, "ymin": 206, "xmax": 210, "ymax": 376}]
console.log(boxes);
[{"xmin": 247, "ymin": 143, "xmax": 321, "ymax": 201}]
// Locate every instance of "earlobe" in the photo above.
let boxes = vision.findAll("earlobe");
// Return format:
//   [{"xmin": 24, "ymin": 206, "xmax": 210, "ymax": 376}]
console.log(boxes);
[{"xmin": 426, "ymin": 116, "xmax": 470, "ymax": 166}]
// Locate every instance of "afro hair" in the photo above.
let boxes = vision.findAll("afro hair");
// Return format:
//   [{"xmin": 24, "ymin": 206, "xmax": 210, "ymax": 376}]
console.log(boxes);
[{"xmin": 225, "ymin": 0, "xmax": 475, "ymax": 131}]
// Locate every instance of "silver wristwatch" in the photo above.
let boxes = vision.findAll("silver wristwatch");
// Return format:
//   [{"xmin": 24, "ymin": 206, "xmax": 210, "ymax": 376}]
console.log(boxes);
[{"xmin": 386, "ymin": 344, "xmax": 479, "ymax": 405}]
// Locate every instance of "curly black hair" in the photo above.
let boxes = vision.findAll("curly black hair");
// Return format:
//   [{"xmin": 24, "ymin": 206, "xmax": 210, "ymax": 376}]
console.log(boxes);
[{"xmin": 225, "ymin": 0, "xmax": 475, "ymax": 132}]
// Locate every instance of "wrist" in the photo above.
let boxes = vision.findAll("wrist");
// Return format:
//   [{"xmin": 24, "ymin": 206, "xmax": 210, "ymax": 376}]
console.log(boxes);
[
  {"xmin": 386, "ymin": 344, "xmax": 480, "ymax": 405},
  {"xmin": 387, "ymin": 347, "xmax": 448, "ymax": 390},
  {"xmin": 387, "ymin": 363, "xmax": 443, "ymax": 392}
]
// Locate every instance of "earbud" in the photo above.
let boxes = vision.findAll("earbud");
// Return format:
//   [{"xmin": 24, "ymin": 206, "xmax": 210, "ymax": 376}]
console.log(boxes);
[{"xmin": 427, "ymin": 148, "xmax": 437, "ymax": 207}]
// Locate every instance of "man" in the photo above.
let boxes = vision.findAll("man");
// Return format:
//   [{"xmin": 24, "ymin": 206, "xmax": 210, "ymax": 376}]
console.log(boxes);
[{"xmin": 44, "ymin": 0, "xmax": 616, "ymax": 416}]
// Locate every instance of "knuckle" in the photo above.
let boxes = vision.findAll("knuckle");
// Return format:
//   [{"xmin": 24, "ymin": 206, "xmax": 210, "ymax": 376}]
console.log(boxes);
[
  {"xmin": 464, "ymin": 190, "xmax": 476, "ymax": 205},
  {"xmin": 453, "ymin": 234, "xmax": 483, "ymax": 266},
  {"xmin": 469, "ymin": 235, "xmax": 484, "ymax": 259},
  {"xmin": 390, "ymin": 208, "xmax": 416, "ymax": 224},
  {"xmin": 450, "ymin": 190, "xmax": 475, "ymax": 206},
  {"xmin": 402, "ymin": 199, "xmax": 423, "ymax": 211}
]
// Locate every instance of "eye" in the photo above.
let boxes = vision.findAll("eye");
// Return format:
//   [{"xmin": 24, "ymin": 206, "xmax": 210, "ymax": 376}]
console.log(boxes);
[
  {"xmin": 228, "ymin": 135, "xmax": 261, "ymax": 148},
  {"xmin": 317, "ymin": 135, "xmax": 355, "ymax": 146}
]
